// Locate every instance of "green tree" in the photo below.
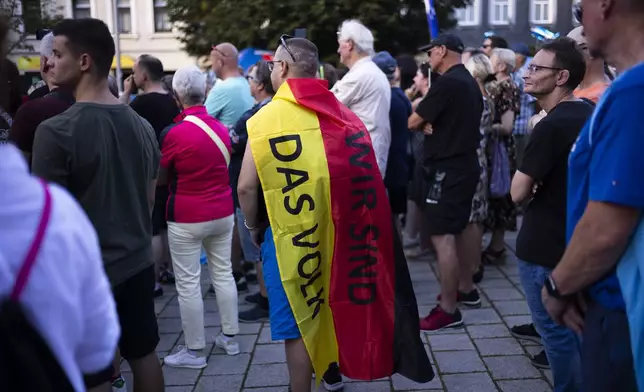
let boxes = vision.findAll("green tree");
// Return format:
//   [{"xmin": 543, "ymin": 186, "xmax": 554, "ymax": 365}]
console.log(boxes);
[
  {"xmin": 168, "ymin": 0, "xmax": 472, "ymax": 63},
  {"xmin": 1, "ymin": 0, "xmax": 64, "ymax": 53}
]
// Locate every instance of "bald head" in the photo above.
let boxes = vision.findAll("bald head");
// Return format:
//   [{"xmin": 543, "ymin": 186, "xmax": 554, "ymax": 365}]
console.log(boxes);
[
  {"xmin": 214, "ymin": 43, "xmax": 239, "ymax": 65},
  {"xmin": 275, "ymin": 37, "xmax": 319, "ymax": 78}
]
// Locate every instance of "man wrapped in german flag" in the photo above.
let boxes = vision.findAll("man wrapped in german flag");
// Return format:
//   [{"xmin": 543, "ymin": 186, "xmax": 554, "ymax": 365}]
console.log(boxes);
[{"xmin": 237, "ymin": 35, "xmax": 433, "ymax": 392}]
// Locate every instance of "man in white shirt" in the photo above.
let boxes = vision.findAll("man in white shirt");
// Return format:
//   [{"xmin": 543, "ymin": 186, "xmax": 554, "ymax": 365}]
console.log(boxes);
[
  {"xmin": 0, "ymin": 144, "xmax": 120, "ymax": 392},
  {"xmin": 332, "ymin": 19, "xmax": 392, "ymax": 177}
]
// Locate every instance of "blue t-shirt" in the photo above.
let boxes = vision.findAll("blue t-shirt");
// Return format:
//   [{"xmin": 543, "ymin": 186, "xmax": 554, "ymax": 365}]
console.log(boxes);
[
  {"xmin": 384, "ymin": 87, "xmax": 412, "ymax": 188},
  {"xmin": 567, "ymin": 62, "xmax": 644, "ymax": 310},
  {"xmin": 205, "ymin": 76, "xmax": 255, "ymax": 128}
]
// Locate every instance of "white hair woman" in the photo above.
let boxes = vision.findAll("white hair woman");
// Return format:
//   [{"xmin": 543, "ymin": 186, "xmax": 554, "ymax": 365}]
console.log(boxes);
[
  {"xmin": 483, "ymin": 48, "xmax": 521, "ymax": 265},
  {"xmin": 464, "ymin": 53, "xmax": 495, "ymax": 282},
  {"xmin": 161, "ymin": 65, "xmax": 240, "ymax": 369}
]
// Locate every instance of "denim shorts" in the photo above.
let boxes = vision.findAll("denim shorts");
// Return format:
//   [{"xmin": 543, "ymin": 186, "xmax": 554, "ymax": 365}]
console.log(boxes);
[
  {"xmin": 261, "ymin": 226, "xmax": 300, "ymax": 341},
  {"xmin": 235, "ymin": 208, "xmax": 260, "ymax": 263}
]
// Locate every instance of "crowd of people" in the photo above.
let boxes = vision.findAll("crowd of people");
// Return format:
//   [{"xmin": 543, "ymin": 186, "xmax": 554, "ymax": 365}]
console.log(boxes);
[{"xmin": 1, "ymin": 0, "xmax": 644, "ymax": 390}]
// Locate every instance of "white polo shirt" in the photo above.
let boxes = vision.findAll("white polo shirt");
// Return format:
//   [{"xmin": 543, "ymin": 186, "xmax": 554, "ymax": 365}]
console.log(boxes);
[{"xmin": 0, "ymin": 144, "xmax": 120, "ymax": 392}]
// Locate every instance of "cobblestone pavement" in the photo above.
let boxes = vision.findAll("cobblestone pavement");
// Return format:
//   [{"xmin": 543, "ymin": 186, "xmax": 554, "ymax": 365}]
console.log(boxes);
[{"xmin": 120, "ymin": 231, "xmax": 554, "ymax": 391}]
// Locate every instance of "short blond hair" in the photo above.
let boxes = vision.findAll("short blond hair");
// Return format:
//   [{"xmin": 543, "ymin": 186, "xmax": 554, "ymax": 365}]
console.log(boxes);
[
  {"xmin": 465, "ymin": 53, "xmax": 494, "ymax": 82},
  {"xmin": 491, "ymin": 48, "xmax": 516, "ymax": 73}
]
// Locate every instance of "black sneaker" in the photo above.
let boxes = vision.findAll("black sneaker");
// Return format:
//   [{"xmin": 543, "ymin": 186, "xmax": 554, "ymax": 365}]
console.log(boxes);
[
  {"xmin": 472, "ymin": 264, "xmax": 484, "ymax": 284},
  {"xmin": 154, "ymin": 286, "xmax": 163, "ymax": 298},
  {"xmin": 510, "ymin": 323, "xmax": 541, "ymax": 344},
  {"xmin": 233, "ymin": 271, "xmax": 249, "ymax": 293},
  {"xmin": 312, "ymin": 363, "xmax": 344, "ymax": 391},
  {"xmin": 239, "ymin": 304, "xmax": 269, "ymax": 323},
  {"xmin": 159, "ymin": 270, "xmax": 176, "ymax": 284},
  {"xmin": 436, "ymin": 289, "xmax": 482, "ymax": 308},
  {"xmin": 245, "ymin": 292, "xmax": 262, "ymax": 305},
  {"xmin": 530, "ymin": 350, "xmax": 550, "ymax": 369},
  {"xmin": 243, "ymin": 262, "xmax": 258, "ymax": 283}
]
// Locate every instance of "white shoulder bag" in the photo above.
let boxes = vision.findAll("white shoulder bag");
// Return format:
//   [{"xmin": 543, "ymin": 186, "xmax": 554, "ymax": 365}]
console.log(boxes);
[{"xmin": 183, "ymin": 115, "xmax": 231, "ymax": 167}]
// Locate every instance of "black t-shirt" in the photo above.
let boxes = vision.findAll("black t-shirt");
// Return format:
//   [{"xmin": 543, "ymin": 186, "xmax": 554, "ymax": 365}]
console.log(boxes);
[
  {"xmin": 130, "ymin": 92, "xmax": 180, "ymax": 140},
  {"xmin": 515, "ymin": 100, "xmax": 595, "ymax": 268},
  {"xmin": 415, "ymin": 64, "xmax": 483, "ymax": 170}
]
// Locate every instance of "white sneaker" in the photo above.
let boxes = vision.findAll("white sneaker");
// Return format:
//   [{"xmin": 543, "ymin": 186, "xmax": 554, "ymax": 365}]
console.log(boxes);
[
  {"xmin": 163, "ymin": 346, "xmax": 207, "ymax": 369},
  {"xmin": 215, "ymin": 333, "xmax": 240, "ymax": 355}
]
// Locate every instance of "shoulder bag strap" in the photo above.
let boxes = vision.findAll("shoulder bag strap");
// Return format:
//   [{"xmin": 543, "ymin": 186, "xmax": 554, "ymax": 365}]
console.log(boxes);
[
  {"xmin": 11, "ymin": 180, "xmax": 52, "ymax": 301},
  {"xmin": 183, "ymin": 115, "xmax": 231, "ymax": 167}
]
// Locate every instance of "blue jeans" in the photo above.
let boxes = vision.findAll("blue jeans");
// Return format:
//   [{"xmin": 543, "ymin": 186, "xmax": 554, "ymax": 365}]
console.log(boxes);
[
  {"xmin": 235, "ymin": 207, "xmax": 260, "ymax": 262},
  {"xmin": 518, "ymin": 259, "xmax": 582, "ymax": 392}
]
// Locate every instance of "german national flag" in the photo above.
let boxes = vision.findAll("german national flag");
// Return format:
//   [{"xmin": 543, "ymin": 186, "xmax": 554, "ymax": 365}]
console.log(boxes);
[{"xmin": 247, "ymin": 78, "xmax": 433, "ymax": 383}]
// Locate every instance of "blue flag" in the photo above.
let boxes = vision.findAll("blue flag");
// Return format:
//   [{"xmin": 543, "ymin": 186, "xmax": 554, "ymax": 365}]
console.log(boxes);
[{"xmin": 424, "ymin": 0, "xmax": 439, "ymax": 39}]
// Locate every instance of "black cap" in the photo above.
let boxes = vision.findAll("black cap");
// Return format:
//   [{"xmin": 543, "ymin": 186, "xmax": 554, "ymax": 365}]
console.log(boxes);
[{"xmin": 419, "ymin": 33, "xmax": 465, "ymax": 54}]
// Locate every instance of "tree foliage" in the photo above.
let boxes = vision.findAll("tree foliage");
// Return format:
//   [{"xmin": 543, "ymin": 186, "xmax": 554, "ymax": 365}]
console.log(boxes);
[
  {"xmin": 168, "ymin": 0, "xmax": 472, "ymax": 63},
  {"xmin": 1, "ymin": 0, "xmax": 63, "ymax": 53}
]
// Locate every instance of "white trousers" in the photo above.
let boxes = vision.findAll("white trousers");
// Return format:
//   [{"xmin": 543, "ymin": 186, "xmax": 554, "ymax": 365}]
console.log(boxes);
[{"xmin": 167, "ymin": 215, "xmax": 239, "ymax": 349}]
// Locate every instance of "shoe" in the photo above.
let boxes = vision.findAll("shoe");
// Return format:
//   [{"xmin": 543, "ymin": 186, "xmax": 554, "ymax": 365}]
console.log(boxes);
[
  {"xmin": 402, "ymin": 233, "xmax": 419, "ymax": 249},
  {"xmin": 163, "ymin": 346, "xmax": 207, "ymax": 369},
  {"xmin": 153, "ymin": 286, "xmax": 163, "ymax": 298},
  {"xmin": 243, "ymin": 262, "xmax": 258, "ymax": 283},
  {"xmin": 530, "ymin": 350, "xmax": 550, "ymax": 369},
  {"xmin": 510, "ymin": 323, "xmax": 541, "ymax": 344},
  {"xmin": 436, "ymin": 289, "xmax": 482, "ymax": 308},
  {"xmin": 472, "ymin": 264, "xmax": 484, "ymax": 284},
  {"xmin": 159, "ymin": 270, "xmax": 175, "ymax": 284},
  {"xmin": 111, "ymin": 374, "xmax": 126, "ymax": 391},
  {"xmin": 245, "ymin": 292, "xmax": 262, "ymax": 305},
  {"xmin": 420, "ymin": 305, "xmax": 464, "ymax": 331},
  {"xmin": 233, "ymin": 271, "xmax": 249, "ymax": 293},
  {"xmin": 215, "ymin": 333, "xmax": 240, "ymax": 355},
  {"xmin": 322, "ymin": 362, "xmax": 344, "ymax": 391},
  {"xmin": 239, "ymin": 304, "xmax": 269, "ymax": 323}
]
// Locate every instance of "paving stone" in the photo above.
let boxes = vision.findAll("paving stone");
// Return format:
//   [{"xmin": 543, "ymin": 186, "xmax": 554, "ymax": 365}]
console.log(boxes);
[
  {"xmin": 391, "ymin": 369, "xmax": 442, "ymax": 390},
  {"xmin": 166, "ymin": 387, "xmax": 194, "ymax": 392},
  {"xmin": 461, "ymin": 308, "xmax": 502, "ymax": 325},
  {"xmin": 158, "ymin": 318, "xmax": 183, "ymax": 333},
  {"xmin": 212, "ymin": 334, "xmax": 257, "ymax": 354},
  {"xmin": 238, "ymin": 322, "xmax": 262, "ymax": 334},
  {"xmin": 242, "ymin": 387, "xmax": 289, "ymax": 392},
  {"xmin": 474, "ymin": 338, "xmax": 524, "ymax": 356},
  {"xmin": 159, "ymin": 305, "xmax": 182, "ymax": 318},
  {"xmin": 443, "ymin": 372, "xmax": 497, "ymax": 392},
  {"xmin": 157, "ymin": 333, "xmax": 180, "ymax": 352},
  {"xmin": 477, "ymin": 278, "xmax": 514, "ymax": 289},
  {"xmin": 342, "ymin": 381, "xmax": 392, "ymax": 391},
  {"xmin": 195, "ymin": 375, "xmax": 244, "ymax": 392},
  {"xmin": 524, "ymin": 345, "xmax": 542, "ymax": 357},
  {"xmin": 427, "ymin": 334, "xmax": 475, "ymax": 351},
  {"xmin": 481, "ymin": 268, "xmax": 505, "ymax": 279},
  {"xmin": 466, "ymin": 324, "xmax": 511, "ymax": 339},
  {"xmin": 498, "ymin": 379, "xmax": 552, "ymax": 392},
  {"xmin": 252, "ymin": 343, "xmax": 287, "ymax": 364},
  {"xmin": 494, "ymin": 300, "xmax": 531, "ymax": 316},
  {"xmin": 258, "ymin": 326, "xmax": 281, "ymax": 344},
  {"xmin": 162, "ymin": 365, "xmax": 202, "ymax": 386},
  {"xmin": 434, "ymin": 351, "xmax": 486, "ymax": 373},
  {"xmin": 481, "ymin": 288, "xmax": 524, "ymax": 301},
  {"xmin": 204, "ymin": 353, "xmax": 251, "ymax": 375},
  {"xmin": 503, "ymin": 315, "xmax": 534, "ymax": 328},
  {"xmin": 484, "ymin": 355, "xmax": 542, "ymax": 379},
  {"xmin": 154, "ymin": 301, "xmax": 166, "ymax": 315},
  {"xmin": 500, "ymin": 264, "xmax": 520, "ymax": 277},
  {"xmin": 244, "ymin": 363, "xmax": 290, "ymax": 387}
]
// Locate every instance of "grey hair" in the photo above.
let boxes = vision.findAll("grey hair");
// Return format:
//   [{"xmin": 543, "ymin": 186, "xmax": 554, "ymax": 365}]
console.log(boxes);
[
  {"xmin": 338, "ymin": 19, "xmax": 375, "ymax": 56},
  {"xmin": 172, "ymin": 65, "xmax": 206, "ymax": 106},
  {"xmin": 491, "ymin": 48, "xmax": 516, "ymax": 73},
  {"xmin": 40, "ymin": 32, "xmax": 54, "ymax": 57},
  {"xmin": 278, "ymin": 37, "xmax": 319, "ymax": 78},
  {"xmin": 465, "ymin": 53, "xmax": 494, "ymax": 82}
]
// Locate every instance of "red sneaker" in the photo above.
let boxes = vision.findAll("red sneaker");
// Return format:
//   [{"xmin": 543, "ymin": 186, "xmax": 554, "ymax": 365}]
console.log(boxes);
[{"xmin": 420, "ymin": 305, "xmax": 464, "ymax": 331}]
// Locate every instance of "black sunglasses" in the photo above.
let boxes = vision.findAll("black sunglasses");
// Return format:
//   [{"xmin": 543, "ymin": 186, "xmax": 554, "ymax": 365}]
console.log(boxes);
[
  {"xmin": 279, "ymin": 34, "xmax": 297, "ymax": 62},
  {"xmin": 573, "ymin": 3, "xmax": 583, "ymax": 24}
]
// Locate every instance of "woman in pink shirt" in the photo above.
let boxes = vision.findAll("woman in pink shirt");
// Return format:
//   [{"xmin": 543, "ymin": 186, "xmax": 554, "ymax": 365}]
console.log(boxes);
[{"xmin": 159, "ymin": 66, "xmax": 239, "ymax": 369}]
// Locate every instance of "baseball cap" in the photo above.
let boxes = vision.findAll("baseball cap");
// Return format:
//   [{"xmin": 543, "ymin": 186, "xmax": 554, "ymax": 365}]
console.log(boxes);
[
  {"xmin": 419, "ymin": 33, "xmax": 465, "ymax": 54},
  {"xmin": 372, "ymin": 51, "xmax": 397, "ymax": 80},
  {"xmin": 511, "ymin": 43, "xmax": 531, "ymax": 57}
]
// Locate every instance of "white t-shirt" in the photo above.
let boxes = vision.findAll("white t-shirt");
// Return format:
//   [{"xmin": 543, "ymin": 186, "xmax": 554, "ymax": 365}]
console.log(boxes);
[{"xmin": 0, "ymin": 145, "xmax": 120, "ymax": 392}]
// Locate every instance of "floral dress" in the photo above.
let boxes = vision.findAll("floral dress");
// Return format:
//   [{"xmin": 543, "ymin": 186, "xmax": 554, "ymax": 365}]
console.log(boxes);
[
  {"xmin": 484, "ymin": 78, "xmax": 521, "ymax": 231},
  {"xmin": 469, "ymin": 97, "xmax": 492, "ymax": 223}
]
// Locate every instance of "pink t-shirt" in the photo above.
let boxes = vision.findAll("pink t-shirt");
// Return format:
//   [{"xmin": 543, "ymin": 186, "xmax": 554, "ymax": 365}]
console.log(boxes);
[{"xmin": 159, "ymin": 105, "xmax": 233, "ymax": 223}]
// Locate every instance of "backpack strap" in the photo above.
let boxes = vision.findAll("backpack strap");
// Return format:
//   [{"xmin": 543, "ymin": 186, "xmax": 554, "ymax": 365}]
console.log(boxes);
[
  {"xmin": 11, "ymin": 180, "xmax": 52, "ymax": 301},
  {"xmin": 183, "ymin": 115, "xmax": 231, "ymax": 167}
]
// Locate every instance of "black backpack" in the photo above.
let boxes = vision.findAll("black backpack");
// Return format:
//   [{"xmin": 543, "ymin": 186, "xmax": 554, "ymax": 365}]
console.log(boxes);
[{"xmin": 0, "ymin": 182, "xmax": 75, "ymax": 392}]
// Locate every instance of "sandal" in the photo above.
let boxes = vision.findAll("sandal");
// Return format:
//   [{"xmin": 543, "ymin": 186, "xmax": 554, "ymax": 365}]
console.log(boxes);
[{"xmin": 482, "ymin": 246, "xmax": 505, "ymax": 265}]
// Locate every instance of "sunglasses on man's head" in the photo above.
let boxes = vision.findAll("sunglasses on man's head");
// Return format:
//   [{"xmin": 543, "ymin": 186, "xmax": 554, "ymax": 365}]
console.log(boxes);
[{"xmin": 278, "ymin": 34, "xmax": 297, "ymax": 62}]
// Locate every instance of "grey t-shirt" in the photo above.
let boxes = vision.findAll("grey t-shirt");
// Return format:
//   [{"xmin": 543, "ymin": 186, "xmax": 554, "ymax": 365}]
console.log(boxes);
[{"xmin": 32, "ymin": 102, "xmax": 160, "ymax": 286}]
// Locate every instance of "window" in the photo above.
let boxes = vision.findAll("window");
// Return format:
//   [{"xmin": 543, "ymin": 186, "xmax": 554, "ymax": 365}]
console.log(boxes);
[
  {"xmin": 489, "ymin": 0, "xmax": 513, "ymax": 25},
  {"xmin": 455, "ymin": 0, "xmax": 481, "ymax": 26},
  {"xmin": 21, "ymin": 0, "xmax": 43, "ymax": 34},
  {"xmin": 72, "ymin": 0, "xmax": 91, "ymax": 19},
  {"xmin": 117, "ymin": 0, "xmax": 131, "ymax": 33},
  {"xmin": 153, "ymin": 0, "xmax": 171, "ymax": 32},
  {"xmin": 531, "ymin": 0, "xmax": 556, "ymax": 24},
  {"xmin": 573, "ymin": 0, "xmax": 581, "ymax": 25}
]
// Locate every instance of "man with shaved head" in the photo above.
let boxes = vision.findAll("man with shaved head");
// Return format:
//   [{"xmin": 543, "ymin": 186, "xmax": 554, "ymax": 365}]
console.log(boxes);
[
  {"xmin": 543, "ymin": 1, "xmax": 644, "ymax": 391},
  {"xmin": 566, "ymin": 26, "xmax": 611, "ymax": 103},
  {"xmin": 205, "ymin": 42, "xmax": 258, "ymax": 295}
]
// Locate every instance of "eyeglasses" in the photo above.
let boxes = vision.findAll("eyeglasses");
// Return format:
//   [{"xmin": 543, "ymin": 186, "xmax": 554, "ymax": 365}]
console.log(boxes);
[
  {"xmin": 210, "ymin": 46, "xmax": 229, "ymax": 58},
  {"xmin": 279, "ymin": 34, "xmax": 297, "ymax": 62},
  {"xmin": 526, "ymin": 64, "xmax": 563, "ymax": 74}
]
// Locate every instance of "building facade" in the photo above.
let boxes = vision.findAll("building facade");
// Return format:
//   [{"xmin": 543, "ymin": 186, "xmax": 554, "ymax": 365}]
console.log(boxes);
[
  {"xmin": 7, "ymin": 0, "xmax": 195, "ymax": 76},
  {"xmin": 449, "ymin": 0, "xmax": 581, "ymax": 48}
]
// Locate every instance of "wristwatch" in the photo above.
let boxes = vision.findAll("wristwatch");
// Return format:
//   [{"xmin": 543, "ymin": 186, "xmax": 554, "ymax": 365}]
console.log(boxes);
[{"xmin": 544, "ymin": 275, "xmax": 567, "ymax": 299}]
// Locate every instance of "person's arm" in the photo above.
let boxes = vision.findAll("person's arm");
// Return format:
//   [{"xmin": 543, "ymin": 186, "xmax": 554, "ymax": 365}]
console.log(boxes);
[
  {"xmin": 238, "ymin": 142, "xmax": 260, "ymax": 229},
  {"xmin": 8, "ymin": 102, "xmax": 35, "ymax": 162},
  {"xmin": 331, "ymin": 74, "xmax": 359, "ymax": 107},
  {"xmin": 119, "ymin": 76, "xmax": 134, "ymax": 104},
  {"xmin": 511, "ymin": 172, "xmax": 534, "ymax": 203},
  {"xmin": 205, "ymin": 84, "xmax": 225, "ymax": 120},
  {"xmin": 157, "ymin": 125, "xmax": 175, "ymax": 187},
  {"xmin": 31, "ymin": 122, "xmax": 70, "ymax": 187},
  {"xmin": 551, "ymin": 93, "xmax": 644, "ymax": 295},
  {"xmin": 408, "ymin": 79, "xmax": 450, "ymax": 131},
  {"xmin": 492, "ymin": 110, "xmax": 516, "ymax": 135}
]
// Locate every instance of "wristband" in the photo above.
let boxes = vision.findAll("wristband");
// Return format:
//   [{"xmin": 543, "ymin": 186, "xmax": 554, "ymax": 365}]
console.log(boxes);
[{"xmin": 244, "ymin": 220, "xmax": 256, "ymax": 230}]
